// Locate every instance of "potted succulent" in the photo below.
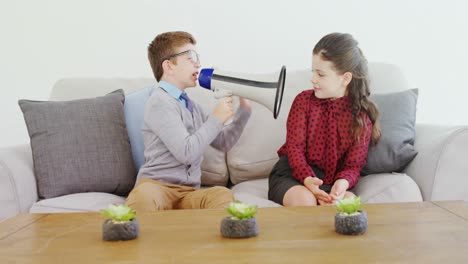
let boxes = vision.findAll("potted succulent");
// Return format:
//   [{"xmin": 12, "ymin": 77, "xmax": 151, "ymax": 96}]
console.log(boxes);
[
  {"xmin": 220, "ymin": 201, "xmax": 259, "ymax": 238},
  {"xmin": 101, "ymin": 204, "xmax": 139, "ymax": 241},
  {"xmin": 334, "ymin": 196, "xmax": 368, "ymax": 235}
]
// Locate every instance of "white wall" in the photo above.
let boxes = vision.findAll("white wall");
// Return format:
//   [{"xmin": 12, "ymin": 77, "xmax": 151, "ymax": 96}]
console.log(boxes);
[{"xmin": 1, "ymin": 0, "xmax": 467, "ymax": 147}]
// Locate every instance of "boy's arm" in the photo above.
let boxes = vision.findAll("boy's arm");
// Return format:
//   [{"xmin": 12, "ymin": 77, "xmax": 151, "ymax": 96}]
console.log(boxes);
[
  {"xmin": 146, "ymin": 100, "xmax": 223, "ymax": 165},
  {"xmin": 208, "ymin": 99, "xmax": 251, "ymax": 152}
]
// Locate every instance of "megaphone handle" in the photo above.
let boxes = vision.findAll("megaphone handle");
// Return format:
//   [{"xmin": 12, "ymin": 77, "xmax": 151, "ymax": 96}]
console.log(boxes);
[
  {"xmin": 213, "ymin": 88, "xmax": 234, "ymax": 126},
  {"xmin": 213, "ymin": 88, "xmax": 233, "ymax": 99}
]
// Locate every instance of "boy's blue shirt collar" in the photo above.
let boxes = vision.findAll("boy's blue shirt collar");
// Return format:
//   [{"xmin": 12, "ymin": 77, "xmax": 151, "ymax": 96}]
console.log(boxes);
[{"xmin": 159, "ymin": 80, "xmax": 184, "ymax": 99}]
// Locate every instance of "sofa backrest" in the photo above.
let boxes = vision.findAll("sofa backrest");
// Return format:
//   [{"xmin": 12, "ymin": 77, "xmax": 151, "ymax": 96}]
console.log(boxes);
[
  {"xmin": 49, "ymin": 63, "xmax": 409, "ymax": 100},
  {"xmin": 50, "ymin": 62, "xmax": 410, "ymax": 186},
  {"xmin": 49, "ymin": 78, "xmax": 157, "ymax": 101}
]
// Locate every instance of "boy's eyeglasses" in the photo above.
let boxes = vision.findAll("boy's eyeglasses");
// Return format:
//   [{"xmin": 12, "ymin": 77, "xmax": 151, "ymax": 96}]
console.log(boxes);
[{"xmin": 164, "ymin": 50, "xmax": 200, "ymax": 65}]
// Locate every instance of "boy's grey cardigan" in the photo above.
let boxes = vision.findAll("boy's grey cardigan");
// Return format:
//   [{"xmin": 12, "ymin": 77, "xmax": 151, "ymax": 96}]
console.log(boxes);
[{"xmin": 137, "ymin": 88, "xmax": 251, "ymax": 188}]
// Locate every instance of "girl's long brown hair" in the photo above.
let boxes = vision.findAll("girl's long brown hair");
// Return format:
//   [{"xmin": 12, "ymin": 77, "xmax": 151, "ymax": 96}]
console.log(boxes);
[{"xmin": 313, "ymin": 33, "xmax": 381, "ymax": 144}]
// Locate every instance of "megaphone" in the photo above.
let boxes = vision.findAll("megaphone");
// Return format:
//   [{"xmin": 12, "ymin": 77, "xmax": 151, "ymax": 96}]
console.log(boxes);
[{"xmin": 198, "ymin": 66, "xmax": 286, "ymax": 119}]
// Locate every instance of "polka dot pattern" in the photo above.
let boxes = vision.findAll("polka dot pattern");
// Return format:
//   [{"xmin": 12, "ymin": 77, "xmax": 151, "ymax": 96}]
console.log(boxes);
[{"xmin": 277, "ymin": 90, "xmax": 372, "ymax": 189}]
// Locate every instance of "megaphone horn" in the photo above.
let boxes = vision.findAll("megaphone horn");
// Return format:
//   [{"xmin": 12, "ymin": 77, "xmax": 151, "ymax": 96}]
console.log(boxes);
[{"xmin": 198, "ymin": 66, "xmax": 286, "ymax": 119}]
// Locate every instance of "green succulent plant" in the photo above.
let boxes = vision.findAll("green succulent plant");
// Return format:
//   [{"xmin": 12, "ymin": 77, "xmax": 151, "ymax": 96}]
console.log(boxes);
[
  {"xmin": 226, "ymin": 201, "xmax": 257, "ymax": 220},
  {"xmin": 335, "ymin": 196, "xmax": 363, "ymax": 215},
  {"xmin": 101, "ymin": 204, "xmax": 136, "ymax": 223}
]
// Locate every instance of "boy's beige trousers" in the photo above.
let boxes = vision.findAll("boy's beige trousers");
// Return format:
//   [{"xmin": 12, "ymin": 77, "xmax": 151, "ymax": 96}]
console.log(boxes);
[{"xmin": 126, "ymin": 178, "xmax": 234, "ymax": 213}]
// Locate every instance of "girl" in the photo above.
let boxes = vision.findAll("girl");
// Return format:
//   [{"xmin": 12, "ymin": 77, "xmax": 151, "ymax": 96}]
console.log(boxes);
[{"xmin": 269, "ymin": 33, "xmax": 381, "ymax": 206}]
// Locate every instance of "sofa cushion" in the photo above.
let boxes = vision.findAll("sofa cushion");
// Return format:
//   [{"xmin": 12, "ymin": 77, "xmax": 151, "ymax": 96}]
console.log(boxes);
[
  {"xmin": 362, "ymin": 89, "xmax": 419, "ymax": 175},
  {"xmin": 354, "ymin": 173, "xmax": 423, "ymax": 203},
  {"xmin": 123, "ymin": 85, "xmax": 156, "ymax": 170},
  {"xmin": 231, "ymin": 174, "xmax": 422, "ymax": 207},
  {"xmin": 234, "ymin": 192, "xmax": 282, "ymax": 208},
  {"xmin": 29, "ymin": 192, "xmax": 126, "ymax": 213},
  {"xmin": 231, "ymin": 178, "xmax": 282, "ymax": 207},
  {"xmin": 18, "ymin": 89, "xmax": 136, "ymax": 199}
]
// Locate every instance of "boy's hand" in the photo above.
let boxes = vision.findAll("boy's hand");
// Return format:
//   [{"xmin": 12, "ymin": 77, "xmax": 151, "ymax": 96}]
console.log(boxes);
[
  {"xmin": 329, "ymin": 179, "xmax": 349, "ymax": 202},
  {"xmin": 304, "ymin": 176, "xmax": 331, "ymax": 204},
  {"xmin": 239, "ymin": 97, "xmax": 252, "ymax": 112},
  {"xmin": 213, "ymin": 96, "xmax": 234, "ymax": 124}
]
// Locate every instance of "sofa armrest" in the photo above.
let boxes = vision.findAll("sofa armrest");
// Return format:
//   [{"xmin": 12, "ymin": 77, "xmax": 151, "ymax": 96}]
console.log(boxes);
[
  {"xmin": 0, "ymin": 144, "xmax": 38, "ymax": 220},
  {"xmin": 404, "ymin": 124, "xmax": 468, "ymax": 201}
]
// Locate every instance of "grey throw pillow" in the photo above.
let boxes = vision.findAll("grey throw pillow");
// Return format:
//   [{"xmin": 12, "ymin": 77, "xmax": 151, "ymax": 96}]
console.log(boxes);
[
  {"xmin": 19, "ymin": 89, "xmax": 136, "ymax": 199},
  {"xmin": 361, "ymin": 89, "xmax": 418, "ymax": 175}
]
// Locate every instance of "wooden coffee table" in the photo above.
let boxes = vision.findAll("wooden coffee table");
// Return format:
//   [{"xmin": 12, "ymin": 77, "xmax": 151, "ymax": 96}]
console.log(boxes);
[{"xmin": 1, "ymin": 201, "xmax": 468, "ymax": 263}]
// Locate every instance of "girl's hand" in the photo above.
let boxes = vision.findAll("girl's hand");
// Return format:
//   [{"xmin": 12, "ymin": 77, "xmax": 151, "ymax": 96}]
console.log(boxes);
[
  {"xmin": 317, "ymin": 199, "xmax": 332, "ymax": 206},
  {"xmin": 304, "ymin": 177, "xmax": 331, "ymax": 203},
  {"xmin": 329, "ymin": 179, "xmax": 349, "ymax": 202}
]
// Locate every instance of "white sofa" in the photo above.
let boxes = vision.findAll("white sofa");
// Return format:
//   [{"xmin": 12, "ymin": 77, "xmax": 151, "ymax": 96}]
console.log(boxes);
[{"xmin": 1, "ymin": 63, "xmax": 468, "ymax": 221}]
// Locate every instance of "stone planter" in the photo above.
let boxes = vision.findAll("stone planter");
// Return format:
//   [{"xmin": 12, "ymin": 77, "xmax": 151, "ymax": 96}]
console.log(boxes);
[
  {"xmin": 220, "ymin": 216, "xmax": 259, "ymax": 238},
  {"xmin": 335, "ymin": 211, "xmax": 368, "ymax": 235},
  {"xmin": 102, "ymin": 218, "xmax": 139, "ymax": 241}
]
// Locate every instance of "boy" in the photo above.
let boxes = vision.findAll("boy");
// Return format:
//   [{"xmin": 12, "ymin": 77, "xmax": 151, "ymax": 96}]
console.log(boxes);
[{"xmin": 126, "ymin": 31, "xmax": 251, "ymax": 212}]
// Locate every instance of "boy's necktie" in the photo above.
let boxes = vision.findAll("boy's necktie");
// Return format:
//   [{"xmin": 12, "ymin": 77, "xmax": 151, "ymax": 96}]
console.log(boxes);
[{"xmin": 179, "ymin": 92, "xmax": 193, "ymax": 113}]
